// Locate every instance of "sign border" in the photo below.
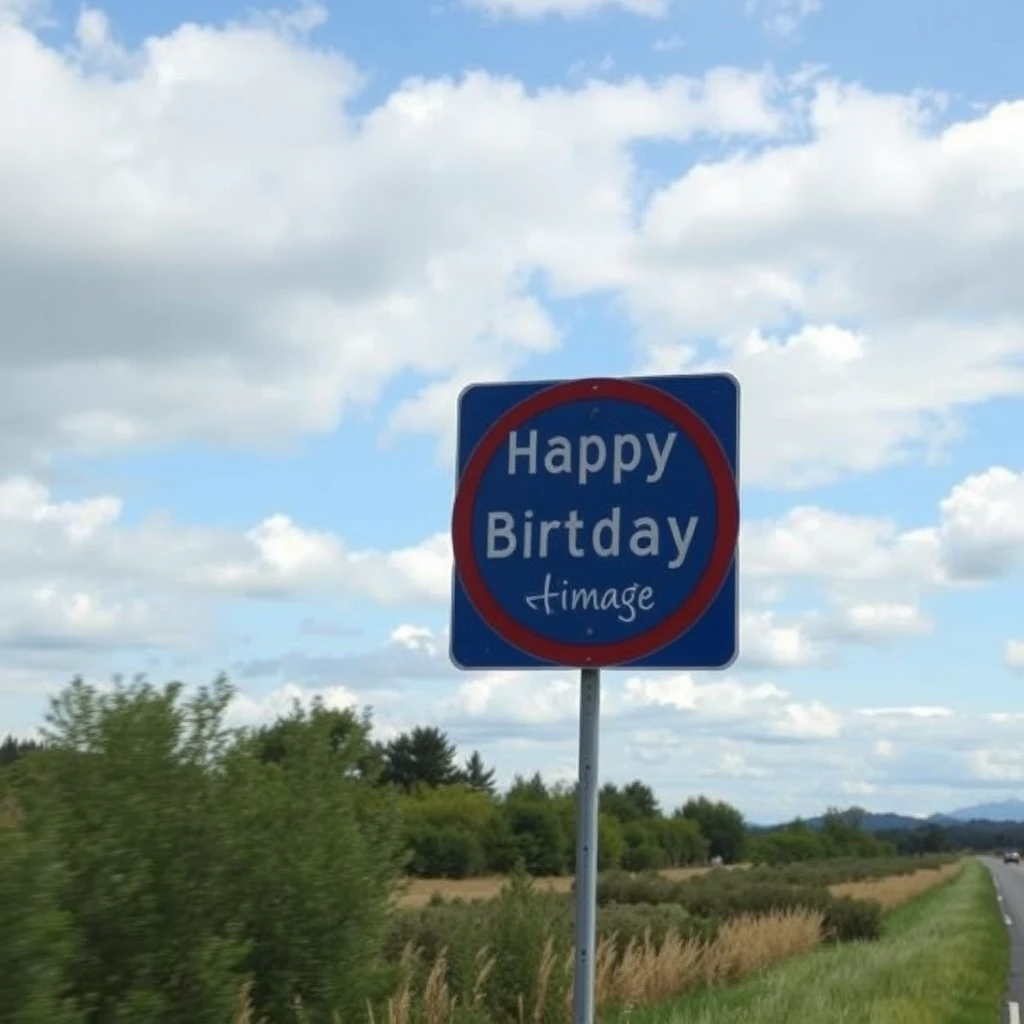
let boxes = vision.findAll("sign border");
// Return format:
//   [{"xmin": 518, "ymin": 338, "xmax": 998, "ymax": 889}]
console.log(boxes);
[{"xmin": 451, "ymin": 376, "xmax": 739, "ymax": 666}]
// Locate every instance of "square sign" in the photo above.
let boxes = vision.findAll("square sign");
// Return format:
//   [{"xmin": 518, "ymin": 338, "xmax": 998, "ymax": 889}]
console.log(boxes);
[{"xmin": 449, "ymin": 374, "xmax": 739, "ymax": 670}]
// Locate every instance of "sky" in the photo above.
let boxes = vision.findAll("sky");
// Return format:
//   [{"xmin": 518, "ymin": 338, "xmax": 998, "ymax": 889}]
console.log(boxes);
[{"xmin": 2, "ymin": 0, "xmax": 1024, "ymax": 824}]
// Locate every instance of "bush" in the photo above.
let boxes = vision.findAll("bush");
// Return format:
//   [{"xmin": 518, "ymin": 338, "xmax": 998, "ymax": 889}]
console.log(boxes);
[
  {"xmin": 599, "ymin": 902, "xmax": 717, "ymax": 950},
  {"xmin": 597, "ymin": 869, "xmax": 679, "ymax": 906},
  {"xmin": 823, "ymin": 895, "xmax": 883, "ymax": 942},
  {"xmin": 408, "ymin": 823, "xmax": 487, "ymax": 878}
]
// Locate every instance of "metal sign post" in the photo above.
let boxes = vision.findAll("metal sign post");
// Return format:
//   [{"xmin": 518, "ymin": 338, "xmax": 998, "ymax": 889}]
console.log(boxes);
[
  {"xmin": 449, "ymin": 374, "xmax": 740, "ymax": 1024},
  {"xmin": 573, "ymin": 666, "xmax": 601, "ymax": 1024}
]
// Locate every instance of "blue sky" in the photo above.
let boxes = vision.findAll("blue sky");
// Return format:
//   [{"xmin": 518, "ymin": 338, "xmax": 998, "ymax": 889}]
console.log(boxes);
[{"xmin": 2, "ymin": 0, "xmax": 1024, "ymax": 821}]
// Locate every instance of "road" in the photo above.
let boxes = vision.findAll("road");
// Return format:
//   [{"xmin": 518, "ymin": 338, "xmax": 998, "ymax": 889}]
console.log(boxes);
[{"xmin": 984, "ymin": 856, "xmax": 1024, "ymax": 1024}]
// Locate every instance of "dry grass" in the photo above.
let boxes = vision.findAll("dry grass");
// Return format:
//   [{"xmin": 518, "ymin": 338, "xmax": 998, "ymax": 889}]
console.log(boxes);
[
  {"xmin": 363, "ymin": 909, "xmax": 823, "ymax": 1024},
  {"xmin": 394, "ymin": 865, "xmax": 731, "ymax": 909},
  {"xmin": 233, "ymin": 863, "xmax": 962, "ymax": 1023},
  {"xmin": 828, "ymin": 862, "xmax": 963, "ymax": 910}
]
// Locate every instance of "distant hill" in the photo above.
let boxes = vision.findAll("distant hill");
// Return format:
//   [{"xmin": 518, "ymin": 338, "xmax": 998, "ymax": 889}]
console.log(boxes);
[
  {"xmin": 800, "ymin": 811, "xmax": 931, "ymax": 833},
  {"xmin": 758, "ymin": 800, "xmax": 1024, "ymax": 832},
  {"xmin": 943, "ymin": 799, "xmax": 1024, "ymax": 823}
]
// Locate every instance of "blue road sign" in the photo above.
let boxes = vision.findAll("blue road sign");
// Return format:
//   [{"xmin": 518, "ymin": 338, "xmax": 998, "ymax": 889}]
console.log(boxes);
[{"xmin": 449, "ymin": 375, "xmax": 739, "ymax": 670}]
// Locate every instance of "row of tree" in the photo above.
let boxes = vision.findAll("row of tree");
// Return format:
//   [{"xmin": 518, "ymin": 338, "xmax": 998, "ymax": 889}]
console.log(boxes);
[
  {"xmin": 2, "ymin": 692, "xmax": 914, "ymax": 880},
  {"xmin": 0, "ymin": 675, "xmax": 973, "ymax": 1023}
]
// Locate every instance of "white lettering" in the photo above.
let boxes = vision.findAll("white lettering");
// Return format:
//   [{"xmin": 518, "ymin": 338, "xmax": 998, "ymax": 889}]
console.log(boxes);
[
  {"xmin": 507, "ymin": 430, "xmax": 538, "ymax": 475},
  {"xmin": 612, "ymin": 434, "xmax": 642, "ymax": 484},
  {"xmin": 544, "ymin": 436, "xmax": 573, "ymax": 476},
  {"xmin": 482, "ymin": 509, "xmax": 700, "ymax": 568},
  {"xmin": 592, "ymin": 506, "xmax": 620, "ymax": 557},
  {"xmin": 565, "ymin": 510, "xmax": 585, "ymax": 557},
  {"xmin": 578, "ymin": 435, "xmax": 606, "ymax": 484},
  {"xmin": 629, "ymin": 517, "xmax": 659, "ymax": 557},
  {"xmin": 506, "ymin": 429, "xmax": 679, "ymax": 483},
  {"xmin": 645, "ymin": 431, "xmax": 677, "ymax": 483},
  {"xmin": 667, "ymin": 515, "xmax": 699, "ymax": 569},
  {"xmin": 522, "ymin": 510, "xmax": 534, "ymax": 558},
  {"xmin": 538, "ymin": 519, "xmax": 560, "ymax": 557},
  {"xmin": 524, "ymin": 573, "xmax": 658, "ymax": 624},
  {"xmin": 487, "ymin": 512, "xmax": 516, "ymax": 558}
]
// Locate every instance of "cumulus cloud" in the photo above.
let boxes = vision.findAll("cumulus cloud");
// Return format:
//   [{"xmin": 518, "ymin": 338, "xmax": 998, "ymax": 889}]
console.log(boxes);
[{"xmin": 0, "ymin": 10, "xmax": 780, "ymax": 471}]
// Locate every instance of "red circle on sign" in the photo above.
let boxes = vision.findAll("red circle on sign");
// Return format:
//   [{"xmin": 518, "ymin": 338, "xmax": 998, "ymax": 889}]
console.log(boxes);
[{"xmin": 451, "ymin": 377, "xmax": 738, "ymax": 666}]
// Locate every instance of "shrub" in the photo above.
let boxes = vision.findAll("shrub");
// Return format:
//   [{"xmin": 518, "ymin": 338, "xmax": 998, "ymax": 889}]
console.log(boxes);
[{"xmin": 822, "ymin": 895, "xmax": 883, "ymax": 942}]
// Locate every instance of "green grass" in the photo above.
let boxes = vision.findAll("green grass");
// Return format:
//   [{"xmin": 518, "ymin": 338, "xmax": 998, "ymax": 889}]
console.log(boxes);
[{"xmin": 603, "ymin": 859, "xmax": 1008, "ymax": 1024}]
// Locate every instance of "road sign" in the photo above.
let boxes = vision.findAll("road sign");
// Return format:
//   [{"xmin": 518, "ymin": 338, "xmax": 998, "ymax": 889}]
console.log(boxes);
[{"xmin": 449, "ymin": 374, "xmax": 739, "ymax": 670}]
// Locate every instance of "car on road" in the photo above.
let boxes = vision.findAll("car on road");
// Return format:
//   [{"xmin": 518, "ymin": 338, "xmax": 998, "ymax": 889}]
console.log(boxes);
[{"xmin": 1003, "ymin": 850, "xmax": 1020, "ymax": 864}]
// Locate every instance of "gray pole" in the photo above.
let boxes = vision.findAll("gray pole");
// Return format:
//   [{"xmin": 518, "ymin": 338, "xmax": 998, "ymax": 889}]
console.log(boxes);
[{"xmin": 572, "ymin": 667, "xmax": 601, "ymax": 1024}]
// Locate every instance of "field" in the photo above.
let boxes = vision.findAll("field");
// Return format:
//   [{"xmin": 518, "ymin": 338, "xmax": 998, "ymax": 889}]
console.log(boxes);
[
  {"xmin": 267, "ymin": 855, "xmax": 963, "ymax": 1024},
  {"xmin": 611, "ymin": 858, "xmax": 1004, "ymax": 1024},
  {"xmin": 396, "ymin": 865, "xmax": 724, "ymax": 908}
]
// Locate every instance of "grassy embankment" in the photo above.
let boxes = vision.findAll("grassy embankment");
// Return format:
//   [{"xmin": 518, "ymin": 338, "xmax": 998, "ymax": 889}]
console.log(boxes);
[
  {"xmin": 256, "ymin": 860, "xmax": 959, "ymax": 1024},
  {"xmin": 604, "ymin": 858, "xmax": 1006, "ymax": 1024}
]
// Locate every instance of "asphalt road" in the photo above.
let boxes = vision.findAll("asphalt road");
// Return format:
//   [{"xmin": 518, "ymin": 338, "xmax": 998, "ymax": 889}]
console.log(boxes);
[{"xmin": 983, "ymin": 856, "xmax": 1024, "ymax": 1024}]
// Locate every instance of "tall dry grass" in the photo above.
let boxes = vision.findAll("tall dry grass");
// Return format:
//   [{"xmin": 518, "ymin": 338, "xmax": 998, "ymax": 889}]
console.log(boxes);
[
  {"xmin": 233, "ymin": 863, "xmax": 963, "ymax": 1023},
  {"xmin": 233, "ymin": 908, "xmax": 821, "ymax": 1024},
  {"xmin": 828, "ymin": 862, "xmax": 963, "ymax": 910}
]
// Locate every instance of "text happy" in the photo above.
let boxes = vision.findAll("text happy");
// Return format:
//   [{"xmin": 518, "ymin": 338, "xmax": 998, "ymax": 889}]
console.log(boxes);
[{"xmin": 507, "ymin": 429, "xmax": 677, "ymax": 484}]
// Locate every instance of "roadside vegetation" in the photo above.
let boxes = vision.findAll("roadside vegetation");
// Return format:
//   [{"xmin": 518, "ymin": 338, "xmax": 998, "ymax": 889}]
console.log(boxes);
[
  {"xmin": 609, "ymin": 858, "xmax": 1003, "ymax": 1024},
  {"xmin": 0, "ymin": 676, "xmax": 970, "ymax": 1023}
]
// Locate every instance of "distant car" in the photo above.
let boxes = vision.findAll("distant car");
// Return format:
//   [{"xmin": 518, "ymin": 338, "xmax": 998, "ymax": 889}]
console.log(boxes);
[{"xmin": 1004, "ymin": 850, "xmax": 1020, "ymax": 864}]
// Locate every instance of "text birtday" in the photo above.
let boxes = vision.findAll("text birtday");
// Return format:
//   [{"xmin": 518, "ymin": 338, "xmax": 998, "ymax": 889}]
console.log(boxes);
[{"xmin": 487, "ymin": 508, "xmax": 698, "ymax": 570}]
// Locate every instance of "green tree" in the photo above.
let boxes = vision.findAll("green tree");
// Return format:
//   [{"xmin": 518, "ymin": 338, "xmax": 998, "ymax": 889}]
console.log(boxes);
[
  {"xmin": 21, "ymin": 675, "xmax": 249, "ymax": 1024},
  {"xmin": 600, "ymin": 780, "xmax": 660, "ymax": 823},
  {"xmin": 678, "ymin": 796, "xmax": 747, "ymax": 863},
  {"xmin": 496, "ymin": 780, "xmax": 568, "ymax": 875},
  {"xmin": 0, "ymin": 814, "xmax": 81, "ymax": 1023},
  {"xmin": 382, "ymin": 726, "xmax": 461, "ymax": 790},
  {"xmin": 0, "ymin": 735, "xmax": 43, "ymax": 767},
  {"xmin": 461, "ymin": 749, "xmax": 497, "ymax": 795},
  {"xmin": 401, "ymin": 784, "xmax": 495, "ymax": 877},
  {"xmin": 653, "ymin": 815, "xmax": 708, "ymax": 866},
  {"xmin": 224, "ymin": 698, "xmax": 405, "ymax": 1022},
  {"xmin": 620, "ymin": 820, "xmax": 667, "ymax": 870},
  {"xmin": 748, "ymin": 822, "xmax": 823, "ymax": 865}
]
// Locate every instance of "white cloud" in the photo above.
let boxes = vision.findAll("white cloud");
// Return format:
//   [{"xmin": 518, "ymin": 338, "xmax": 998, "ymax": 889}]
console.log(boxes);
[
  {"xmin": 462, "ymin": 0, "xmax": 667, "ymax": 18},
  {"xmin": 965, "ymin": 748, "xmax": 1024, "ymax": 784},
  {"xmin": 0, "ymin": 12, "xmax": 782, "ymax": 471},
  {"xmin": 1005, "ymin": 640, "xmax": 1024, "ymax": 671},
  {"xmin": 738, "ymin": 610, "xmax": 822, "ymax": 668},
  {"xmin": 743, "ymin": 467, "xmax": 1024, "ymax": 596},
  {"xmin": 745, "ymin": 0, "xmax": 821, "ymax": 37},
  {"xmin": 632, "ymin": 79, "xmax": 1024, "ymax": 486},
  {"xmin": 821, "ymin": 602, "xmax": 932, "ymax": 643},
  {"xmin": 856, "ymin": 706, "xmax": 954, "ymax": 720}
]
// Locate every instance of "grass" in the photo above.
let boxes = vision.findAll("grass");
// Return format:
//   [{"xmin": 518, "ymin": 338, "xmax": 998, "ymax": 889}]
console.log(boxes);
[
  {"xmin": 233, "ymin": 861, "xmax": 962, "ymax": 1023},
  {"xmin": 828, "ymin": 862, "xmax": 964, "ymax": 909},
  {"xmin": 603, "ymin": 858, "xmax": 1005, "ymax": 1024},
  {"xmin": 395, "ymin": 865, "xmax": 729, "ymax": 909}
]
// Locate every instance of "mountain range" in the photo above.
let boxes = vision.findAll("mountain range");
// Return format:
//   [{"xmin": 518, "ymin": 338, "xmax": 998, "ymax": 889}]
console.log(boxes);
[{"xmin": 760, "ymin": 798, "xmax": 1024, "ymax": 832}]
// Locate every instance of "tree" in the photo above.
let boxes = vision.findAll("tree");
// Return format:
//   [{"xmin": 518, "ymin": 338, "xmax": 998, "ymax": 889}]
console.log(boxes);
[
  {"xmin": 382, "ymin": 726, "xmax": 461, "ymax": 790},
  {"xmin": 600, "ymin": 780, "xmax": 660, "ymax": 823},
  {"xmin": 21, "ymin": 675, "xmax": 249, "ymax": 1024},
  {"xmin": 461, "ymin": 750, "xmax": 497, "ymax": 795},
  {"xmin": 0, "ymin": 735, "xmax": 43, "ymax": 767},
  {"xmin": 678, "ymin": 796, "xmax": 747, "ymax": 863},
  {"xmin": 9, "ymin": 674, "xmax": 405, "ymax": 1024},
  {"xmin": 401, "ymin": 784, "xmax": 496, "ymax": 877}
]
